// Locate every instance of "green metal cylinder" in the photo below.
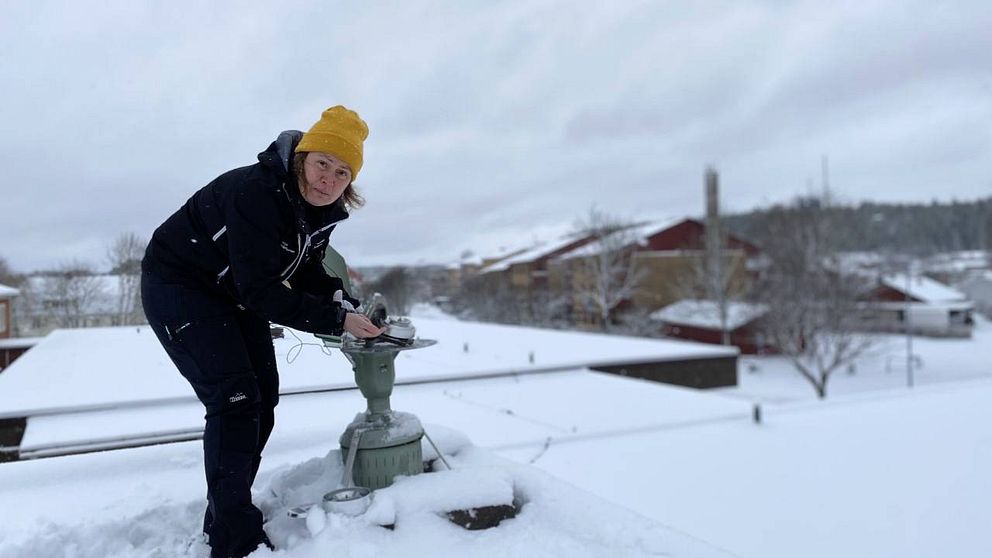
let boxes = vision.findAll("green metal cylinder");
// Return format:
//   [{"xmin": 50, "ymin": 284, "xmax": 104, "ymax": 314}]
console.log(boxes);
[
  {"xmin": 349, "ymin": 351, "xmax": 397, "ymax": 418},
  {"xmin": 341, "ymin": 439, "xmax": 423, "ymax": 490}
]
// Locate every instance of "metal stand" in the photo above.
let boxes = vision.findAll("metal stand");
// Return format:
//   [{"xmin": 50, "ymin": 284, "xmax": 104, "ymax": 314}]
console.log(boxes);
[{"xmin": 336, "ymin": 338, "xmax": 436, "ymax": 491}]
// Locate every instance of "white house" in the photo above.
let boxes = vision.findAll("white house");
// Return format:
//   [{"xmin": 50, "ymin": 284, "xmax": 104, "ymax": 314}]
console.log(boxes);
[
  {"xmin": 862, "ymin": 274, "xmax": 974, "ymax": 337},
  {"xmin": 956, "ymin": 271, "xmax": 992, "ymax": 318}
]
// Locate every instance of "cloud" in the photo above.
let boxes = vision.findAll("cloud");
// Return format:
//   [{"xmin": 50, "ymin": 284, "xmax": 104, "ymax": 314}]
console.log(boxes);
[{"xmin": 0, "ymin": 0, "xmax": 989, "ymax": 271}]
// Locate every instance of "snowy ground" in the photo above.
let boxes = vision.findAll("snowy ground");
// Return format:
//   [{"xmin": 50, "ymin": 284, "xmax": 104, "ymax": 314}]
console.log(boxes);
[
  {"xmin": 1, "ymin": 306, "xmax": 990, "ymax": 557},
  {"xmin": 726, "ymin": 315, "xmax": 992, "ymax": 403}
]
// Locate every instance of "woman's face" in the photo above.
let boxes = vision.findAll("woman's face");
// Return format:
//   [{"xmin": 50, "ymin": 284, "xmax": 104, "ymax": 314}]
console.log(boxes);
[{"xmin": 301, "ymin": 152, "xmax": 352, "ymax": 206}]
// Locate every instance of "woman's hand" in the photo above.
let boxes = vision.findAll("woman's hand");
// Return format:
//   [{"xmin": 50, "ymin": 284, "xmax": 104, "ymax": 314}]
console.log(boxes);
[{"xmin": 343, "ymin": 313, "xmax": 387, "ymax": 338}]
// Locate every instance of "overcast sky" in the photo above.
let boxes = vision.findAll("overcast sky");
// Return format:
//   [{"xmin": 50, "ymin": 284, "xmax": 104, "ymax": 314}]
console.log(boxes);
[{"xmin": 1, "ymin": 0, "xmax": 989, "ymax": 272}]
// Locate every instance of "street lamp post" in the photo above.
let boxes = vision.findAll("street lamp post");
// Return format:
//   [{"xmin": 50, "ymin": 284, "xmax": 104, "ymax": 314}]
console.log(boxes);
[{"xmin": 905, "ymin": 265, "xmax": 914, "ymax": 389}]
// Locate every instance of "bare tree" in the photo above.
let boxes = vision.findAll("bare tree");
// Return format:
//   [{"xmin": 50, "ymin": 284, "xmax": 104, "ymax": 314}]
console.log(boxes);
[
  {"xmin": 456, "ymin": 273, "xmax": 521, "ymax": 324},
  {"xmin": 39, "ymin": 261, "xmax": 107, "ymax": 329},
  {"xmin": 368, "ymin": 266, "xmax": 413, "ymax": 315},
  {"xmin": 527, "ymin": 284, "xmax": 572, "ymax": 329},
  {"xmin": 106, "ymin": 232, "xmax": 146, "ymax": 325},
  {"xmin": 751, "ymin": 196, "xmax": 875, "ymax": 398},
  {"xmin": 613, "ymin": 305, "xmax": 664, "ymax": 337},
  {"xmin": 571, "ymin": 207, "xmax": 646, "ymax": 332},
  {"xmin": 0, "ymin": 256, "xmax": 20, "ymax": 287}
]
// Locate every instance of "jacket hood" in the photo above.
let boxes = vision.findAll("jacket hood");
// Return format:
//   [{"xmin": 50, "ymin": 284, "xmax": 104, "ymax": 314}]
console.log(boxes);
[{"xmin": 258, "ymin": 130, "xmax": 304, "ymax": 173}]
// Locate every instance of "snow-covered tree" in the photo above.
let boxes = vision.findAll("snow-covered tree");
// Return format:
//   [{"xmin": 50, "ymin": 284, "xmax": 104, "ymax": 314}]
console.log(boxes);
[
  {"xmin": 106, "ymin": 232, "xmax": 146, "ymax": 325},
  {"xmin": 571, "ymin": 207, "xmax": 646, "ymax": 332},
  {"xmin": 38, "ymin": 261, "xmax": 107, "ymax": 329},
  {"xmin": 751, "ymin": 196, "xmax": 875, "ymax": 398}
]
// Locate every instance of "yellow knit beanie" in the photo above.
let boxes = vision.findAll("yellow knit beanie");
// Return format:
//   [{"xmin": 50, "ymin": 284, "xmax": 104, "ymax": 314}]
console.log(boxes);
[{"xmin": 295, "ymin": 105, "xmax": 369, "ymax": 180}]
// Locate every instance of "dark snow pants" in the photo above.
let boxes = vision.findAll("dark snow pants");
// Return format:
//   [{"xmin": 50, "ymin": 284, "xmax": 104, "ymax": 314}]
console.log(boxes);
[{"xmin": 141, "ymin": 270, "xmax": 278, "ymax": 558}]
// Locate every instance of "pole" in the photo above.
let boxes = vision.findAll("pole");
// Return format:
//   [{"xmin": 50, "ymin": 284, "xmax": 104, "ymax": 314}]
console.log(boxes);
[{"xmin": 905, "ymin": 266, "xmax": 914, "ymax": 388}]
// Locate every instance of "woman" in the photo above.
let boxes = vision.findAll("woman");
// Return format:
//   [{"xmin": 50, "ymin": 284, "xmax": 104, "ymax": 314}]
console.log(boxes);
[{"xmin": 141, "ymin": 105, "xmax": 384, "ymax": 558}]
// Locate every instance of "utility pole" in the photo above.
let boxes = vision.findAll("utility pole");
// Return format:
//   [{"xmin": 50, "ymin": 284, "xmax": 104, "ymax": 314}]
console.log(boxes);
[
  {"xmin": 821, "ymin": 154, "xmax": 830, "ymax": 196},
  {"xmin": 905, "ymin": 263, "xmax": 914, "ymax": 388}
]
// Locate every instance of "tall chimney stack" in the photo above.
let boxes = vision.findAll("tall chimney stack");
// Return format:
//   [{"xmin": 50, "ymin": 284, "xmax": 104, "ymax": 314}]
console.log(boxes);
[
  {"xmin": 705, "ymin": 166, "xmax": 721, "ymax": 278},
  {"xmin": 704, "ymin": 167, "xmax": 729, "ymax": 344}
]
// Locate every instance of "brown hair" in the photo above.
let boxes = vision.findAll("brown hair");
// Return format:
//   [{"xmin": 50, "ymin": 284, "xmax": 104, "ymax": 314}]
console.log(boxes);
[{"xmin": 293, "ymin": 152, "xmax": 366, "ymax": 209}]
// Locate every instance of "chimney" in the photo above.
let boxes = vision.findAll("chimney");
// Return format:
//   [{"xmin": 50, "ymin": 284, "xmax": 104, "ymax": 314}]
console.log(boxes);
[
  {"xmin": 705, "ymin": 166, "xmax": 721, "ymax": 278},
  {"xmin": 705, "ymin": 167, "xmax": 729, "ymax": 344}
]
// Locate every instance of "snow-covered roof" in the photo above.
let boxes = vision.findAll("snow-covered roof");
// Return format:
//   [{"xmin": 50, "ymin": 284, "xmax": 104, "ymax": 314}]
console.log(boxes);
[
  {"xmin": 0, "ymin": 306, "xmax": 746, "ymax": 557},
  {"xmin": 0, "ymin": 336, "xmax": 44, "ymax": 350},
  {"xmin": 3, "ymin": 308, "xmax": 992, "ymax": 557},
  {"xmin": 0, "ymin": 283, "xmax": 19, "ymax": 298},
  {"xmin": 556, "ymin": 218, "xmax": 686, "ymax": 260},
  {"xmin": 2, "ymin": 312, "xmax": 991, "ymax": 558},
  {"xmin": 650, "ymin": 299, "xmax": 768, "ymax": 331},
  {"xmin": 483, "ymin": 233, "xmax": 592, "ymax": 272},
  {"xmin": 881, "ymin": 274, "xmax": 968, "ymax": 303},
  {"xmin": 0, "ymin": 307, "xmax": 737, "ymax": 417},
  {"xmin": 0, "ymin": 372, "xmax": 742, "ymax": 558}
]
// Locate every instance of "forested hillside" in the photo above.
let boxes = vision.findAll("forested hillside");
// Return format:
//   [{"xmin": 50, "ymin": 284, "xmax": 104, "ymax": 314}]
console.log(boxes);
[{"xmin": 723, "ymin": 197, "xmax": 992, "ymax": 255}]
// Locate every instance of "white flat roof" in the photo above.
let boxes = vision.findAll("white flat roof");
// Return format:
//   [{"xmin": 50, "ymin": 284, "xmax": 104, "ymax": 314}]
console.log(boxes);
[
  {"xmin": 651, "ymin": 300, "xmax": 768, "ymax": 331},
  {"xmin": 0, "ymin": 337, "xmax": 44, "ymax": 350},
  {"xmin": 20, "ymin": 369, "xmax": 749, "ymax": 451},
  {"xmin": 0, "ymin": 315, "xmax": 736, "ymax": 417}
]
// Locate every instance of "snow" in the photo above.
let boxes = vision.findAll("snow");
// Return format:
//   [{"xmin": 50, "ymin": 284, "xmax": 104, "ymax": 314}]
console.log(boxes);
[
  {"xmin": 726, "ymin": 315, "xmax": 992, "ymax": 402},
  {"xmin": 0, "ymin": 316, "xmax": 735, "ymax": 417},
  {"xmin": 0, "ymin": 283, "xmax": 19, "ymax": 298},
  {"xmin": 555, "ymin": 218, "xmax": 685, "ymax": 260},
  {"xmin": 650, "ymin": 300, "xmax": 768, "ymax": 331},
  {"xmin": 3, "ymin": 306, "xmax": 992, "ymax": 557},
  {"xmin": 880, "ymin": 273, "xmax": 968, "ymax": 302},
  {"xmin": 0, "ymin": 425, "xmax": 732, "ymax": 558},
  {"xmin": 20, "ymin": 369, "xmax": 748, "ymax": 457},
  {"xmin": 482, "ymin": 233, "xmax": 590, "ymax": 272},
  {"xmin": 0, "ymin": 336, "xmax": 43, "ymax": 350},
  {"xmin": 501, "ymin": 379, "xmax": 992, "ymax": 558}
]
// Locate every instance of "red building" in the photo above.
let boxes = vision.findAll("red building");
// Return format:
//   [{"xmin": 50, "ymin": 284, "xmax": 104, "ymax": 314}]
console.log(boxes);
[
  {"xmin": 635, "ymin": 218, "xmax": 761, "ymax": 256},
  {"xmin": 650, "ymin": 299, "xmax": 774, "ymax": 354}
]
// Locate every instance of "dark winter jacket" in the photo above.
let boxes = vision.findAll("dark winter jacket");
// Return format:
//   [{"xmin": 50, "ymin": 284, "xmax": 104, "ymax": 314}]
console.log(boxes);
[{"xmin": 142, "ymin": 131, "xmax": 356, "ymax": 335}]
